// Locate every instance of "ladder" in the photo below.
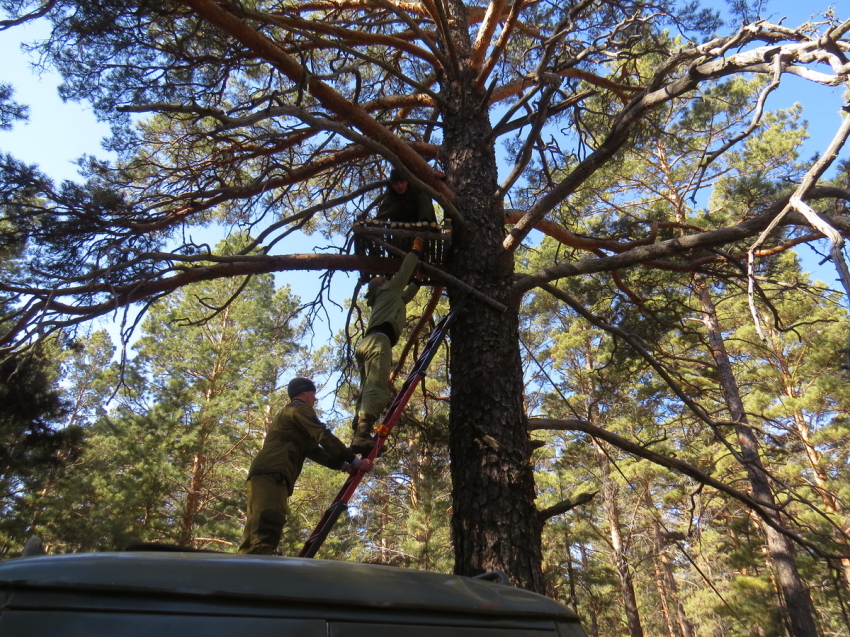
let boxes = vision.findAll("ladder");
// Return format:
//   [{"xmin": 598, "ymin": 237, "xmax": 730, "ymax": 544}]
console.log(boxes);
[{"xmin": 298, "ymin": 296, "xmax": 467, "ymax": 558}]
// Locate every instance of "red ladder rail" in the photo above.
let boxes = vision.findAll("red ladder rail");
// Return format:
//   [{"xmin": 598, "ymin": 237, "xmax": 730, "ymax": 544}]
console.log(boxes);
[{"xmin": 298, "ymin": 296, "xmax": 467, "ymax": 558}]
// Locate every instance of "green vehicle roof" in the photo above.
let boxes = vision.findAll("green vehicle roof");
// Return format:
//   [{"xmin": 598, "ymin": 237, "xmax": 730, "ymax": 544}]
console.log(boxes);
[{"xmin": 0, "ymin": 552, "xmax": 579, "ymax": 621}]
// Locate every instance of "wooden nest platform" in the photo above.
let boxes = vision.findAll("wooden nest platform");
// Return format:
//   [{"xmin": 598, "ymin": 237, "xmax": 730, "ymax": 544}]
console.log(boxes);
[{"xmin": 352, "ymin": 219, "xmax": 452, "ymax": 284}]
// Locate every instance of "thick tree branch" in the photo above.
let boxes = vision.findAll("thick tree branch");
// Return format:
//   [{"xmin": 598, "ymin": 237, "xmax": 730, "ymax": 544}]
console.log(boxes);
[
  {"xmin": 0, "ymin": 0, "xmax": 56, "ymax": 31},
  {"xmin": 537, "ymin": 490, "xmax": 598, "ymax": 522},
  {"xmin": 511, "ymin": 188, "xmax": 850, "ymax": 298},
  {"xmin": 474, "ymin": 0, "xmax": 525, "ymax": 89},
  {"xmin": 0, "ymin": 253, "xmax": 399, "ymax": 348},
  {"xmin": 469, "ymin": 0, "xmax": 509, "ymax": 73}
]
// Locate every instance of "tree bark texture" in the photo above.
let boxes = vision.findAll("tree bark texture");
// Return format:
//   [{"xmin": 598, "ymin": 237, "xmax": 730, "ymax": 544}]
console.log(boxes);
[
  {"xmin": 178, "ymin": 450, "xmax": 206, "ymax": 547},
  {"xmin": 441, "ymin": 0, "xmax": 543, "ymax": 592},
  {"xmin": 694, "ymin": 276, "xmax": 820, "ymax": 637}
]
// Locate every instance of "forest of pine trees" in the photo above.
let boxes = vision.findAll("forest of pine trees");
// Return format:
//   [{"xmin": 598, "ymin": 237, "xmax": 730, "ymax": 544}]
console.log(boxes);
[
  {"xmin": 2, "ymin": 0, "xmax": 850, "ymax": 635},
  {"xmin": 3, "ymin": 239, "xmax": 850, "ymax": 636}
]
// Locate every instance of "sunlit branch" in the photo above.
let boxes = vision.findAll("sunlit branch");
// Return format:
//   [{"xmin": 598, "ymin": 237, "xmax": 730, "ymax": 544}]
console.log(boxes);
[
  {"xmin": 253, "ymin": 9, "xmax": 443, "ymax": 68},
  {"xmin": 470, "ymin": 0, "xmax": 509, "ymax": 73},
  {"xmin": 361, "ymin": 93, "xmax": 438, "ymax": 111},
  {"xmin": 182, "ymin": 0, "xmax": 454, "ymax": 205},
  {"xmin": 474, "ymin": 0, "xmax": 525, "ymax": 88},
  {"xmin": 294, "ymin": 1, "xmax": 431, "ymax": 20}
]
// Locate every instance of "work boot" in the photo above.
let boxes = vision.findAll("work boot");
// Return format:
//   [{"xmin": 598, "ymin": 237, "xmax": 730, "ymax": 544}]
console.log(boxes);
[{"xmin": 350, "ymin": 416, "xmax": 377, "ymax": 455}]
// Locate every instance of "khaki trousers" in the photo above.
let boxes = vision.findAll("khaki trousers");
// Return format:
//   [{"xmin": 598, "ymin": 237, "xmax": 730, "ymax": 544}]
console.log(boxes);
[
  {"xmin": 238, "ymin": 473, "xmax": 290, "ymax": 554},
  {"xmin": 355, "ymin": 332, "xmax": 392, "ymax": 422}
]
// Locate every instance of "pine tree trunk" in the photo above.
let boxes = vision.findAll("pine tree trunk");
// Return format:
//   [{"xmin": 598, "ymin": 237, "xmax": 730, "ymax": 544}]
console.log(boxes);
[
  {"xmin": 694, "ymin": 276, "xmax": 820, "ymax": 637},
  {"xmin": 439, "ymin": 0, "xmax": 542, "ymax": 591},
  {"xmin": 178, "ymin": 451, "xmax": 205, "ymax": 547},
  {"xmin": 666, "ymin": 552, "xmax": 693, "ymax": 637},
  {"xmin": 653, "ymin": 558, "xmax": 677, "ymax": 637},
  {"xmin": 580, "ymin": 543, "xmax": 601, "ymax": 637},
  {"xmin": 594, "ymin": 439, "xmax": 644, "ymax": 637},
  {"xmin": 564, "ymin": 527, "xmax": 578, "ymax": 608},
  {"xmin": 641, "ymin": 485, "xmax": 693, "ymax": 637}
]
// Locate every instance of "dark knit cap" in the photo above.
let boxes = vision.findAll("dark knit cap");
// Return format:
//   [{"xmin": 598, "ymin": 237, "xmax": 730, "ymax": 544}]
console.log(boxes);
[
  {"xmin": 287, "ymin": 377, "xmax": 317, "ymax": 399},
  {"xmin": 389, "ymin": 167, "xmax": 405, "ymax": 183}
]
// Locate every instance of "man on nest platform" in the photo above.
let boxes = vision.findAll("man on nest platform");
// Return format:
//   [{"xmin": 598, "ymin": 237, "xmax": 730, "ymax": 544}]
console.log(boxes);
[
  {"xmin": 239, "ymin": 377, "xmax": 373, "ymax": 555},
  {"xmin": 351, "ymin": 238, "xmax": 425, "ymax": 454},
  {"xmin": 376, "ymin": 168, "xmax": 438, "ymax": 224}
]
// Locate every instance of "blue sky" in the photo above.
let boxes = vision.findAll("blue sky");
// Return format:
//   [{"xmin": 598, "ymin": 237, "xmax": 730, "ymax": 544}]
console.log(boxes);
[{"xmin": 0, "ymin": 19, "xmax": 111, "ymax": 180}]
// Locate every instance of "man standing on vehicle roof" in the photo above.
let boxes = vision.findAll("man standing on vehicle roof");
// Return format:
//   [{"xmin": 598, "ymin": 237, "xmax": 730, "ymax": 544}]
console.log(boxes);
[
  {"xmin": 375, "ymin": 167, "xmax": 438, "ymax": 224},
  {"xmin": 239, "ymin": 377, "xmax": 373, "ymax": 555},
  {"xmin": 351, "ymin": 239, "xmax": 424, "ymax": 455}
]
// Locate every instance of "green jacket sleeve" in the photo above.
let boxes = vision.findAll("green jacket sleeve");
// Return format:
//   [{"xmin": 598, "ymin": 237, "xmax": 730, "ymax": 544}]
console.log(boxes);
[
  {"xmin": 305, "ymin": 431, "xmax": 354, "ymax": 470},
  {"xmin": 384, "ymin": 251, "xmax": 419, "ymax": 295},
  {"xmin": 402, "ymin": 281, "xmax": 421, "ymax": 304},
  {"xmin": 292, "ymin": 404, "xmax": 354, "ymax": 470}
]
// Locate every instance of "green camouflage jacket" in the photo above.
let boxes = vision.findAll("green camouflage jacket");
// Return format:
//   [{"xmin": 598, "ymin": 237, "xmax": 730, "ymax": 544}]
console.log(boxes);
[
  {"xmin": 248, "ymin": 399, "xmax": 354, "ymax": 489},
  {"xmin": 366, "ymin": 251, "xmax": 420, "ymax": 342}
]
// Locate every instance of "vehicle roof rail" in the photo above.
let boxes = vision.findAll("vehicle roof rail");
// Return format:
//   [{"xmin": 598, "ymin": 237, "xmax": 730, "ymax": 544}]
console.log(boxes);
[{"xmin": 471, "ymin": 570, "xmax": 510, "ymax": 585}]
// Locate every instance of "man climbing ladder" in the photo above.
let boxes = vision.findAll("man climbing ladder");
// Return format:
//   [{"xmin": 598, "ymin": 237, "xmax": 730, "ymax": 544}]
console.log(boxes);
[
  {"xmin": 299, "ymin": 295, "xmax": 467, "ymax": 558},
  {"xmin": 350, "ymin": 236, "xmax": 425, "ymax": 454}
]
